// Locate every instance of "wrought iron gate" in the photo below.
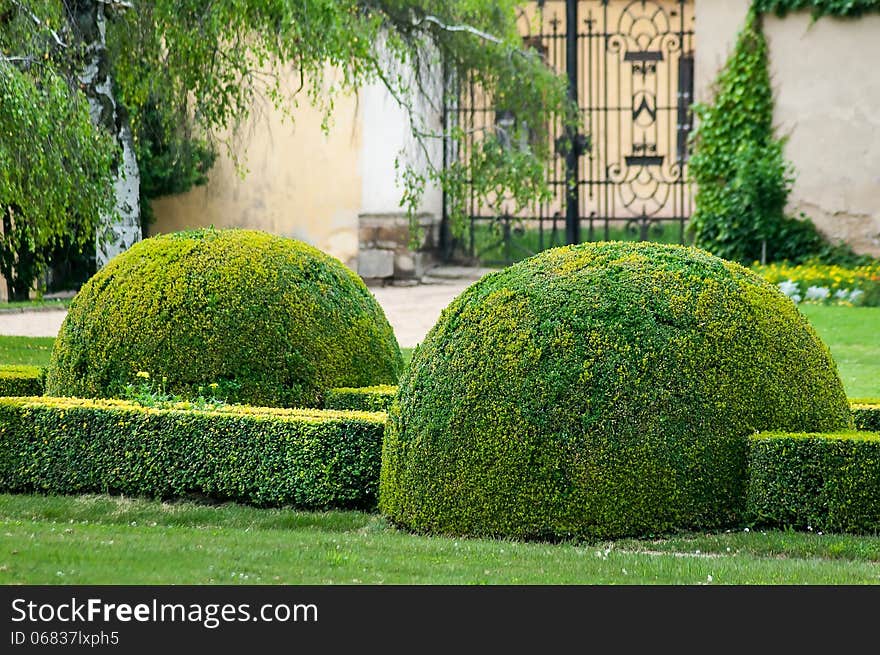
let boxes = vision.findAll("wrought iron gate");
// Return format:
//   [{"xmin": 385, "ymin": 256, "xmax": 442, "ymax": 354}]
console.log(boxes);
[{"xmin": 444, "ymin": 0, "xmax": 695, "ymax": 265}]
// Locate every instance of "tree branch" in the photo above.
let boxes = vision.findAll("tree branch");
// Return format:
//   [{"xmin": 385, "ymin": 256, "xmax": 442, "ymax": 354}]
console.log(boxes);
[
  {"xmin": 97, "ymin": 0, "xmax": 134, "ymax": 8},
  {"xmin": 10, "ymin": 0, "xmax": 67, "ymax": 48},
  {"xmin": 414, "ymin": 15, "xmax": 504, "ymax": 45},
  {"xmin": 0, "ymin": 55, "xmax": 36, "ymax": 65}
]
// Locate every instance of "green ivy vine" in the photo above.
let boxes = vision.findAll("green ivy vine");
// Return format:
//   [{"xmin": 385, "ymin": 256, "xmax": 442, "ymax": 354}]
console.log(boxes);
[
  {"xmin": 688, "ymin": 4, "xmax": 876, "ymax": 265},
  {"xmin": 753, "ymin": 0, "xmax": 880, "ymax": 18}
]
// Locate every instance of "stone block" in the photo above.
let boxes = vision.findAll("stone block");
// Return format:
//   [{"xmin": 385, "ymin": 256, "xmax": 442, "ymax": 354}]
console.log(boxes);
[{"xmin": 358, "ymin": 249, "xmax": 394, "ymax": 279}]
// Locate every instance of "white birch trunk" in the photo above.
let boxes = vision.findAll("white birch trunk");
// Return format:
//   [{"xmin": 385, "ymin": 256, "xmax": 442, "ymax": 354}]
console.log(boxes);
[{"xmin": 76, "ymin": 2, "xmax": 141, "ymax": 268}]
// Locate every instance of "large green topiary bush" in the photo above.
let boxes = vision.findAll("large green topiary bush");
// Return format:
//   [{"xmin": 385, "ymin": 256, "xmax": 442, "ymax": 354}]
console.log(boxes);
[
  {"xmin": 46, "ymin": 228, "xmax": 403, "ymax": 408},
  {"xmin": 380, "ymin": 242, "xmax": 852, "ymax": 540}
]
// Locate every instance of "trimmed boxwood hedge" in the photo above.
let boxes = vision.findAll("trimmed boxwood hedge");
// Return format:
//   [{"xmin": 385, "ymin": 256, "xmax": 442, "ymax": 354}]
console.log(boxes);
[
  {"xmin": 324, "ymin": 385, "xmax": 397, "ymax": 412},
  {"xmin": 45, "ymin": 228, "xmax": 403, "ymax": 408},
  {"xmin": 851, "ymin": 401, "xmax": 880, "ymax": 432},
  {"xmin": 0, "ymin": 397, "xmax": 385, "ymax": 509},
  {"xmin": 747, "ymin": 431, "xmax": 880, "ymax": 534},
  {"xmin": 0, "ymin": 365, "xmax": 43, "ymax": 396},
  {"xmin": 380, "ymin": 242, "xmax": 852, "ymax": 540}
]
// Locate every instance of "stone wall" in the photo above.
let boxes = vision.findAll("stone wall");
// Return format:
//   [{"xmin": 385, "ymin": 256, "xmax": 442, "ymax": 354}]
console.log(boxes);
[{"xmin": 357, "ymin": 213, "xmax": 439, "ymax": 282}]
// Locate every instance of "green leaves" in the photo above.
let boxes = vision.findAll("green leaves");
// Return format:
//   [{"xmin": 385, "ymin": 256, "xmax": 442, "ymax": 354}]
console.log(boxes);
[
  {"xmin": 689, "ymin": 6, "xmax": 875, "ymax": 265},
  {"xmin": 0, "ymin": 62, "xmax": 116, "ymax": 297},
  {"xmin": 688, "ymin": 10, "xmax": 786, "ymax": 264},
  {"xmin": 325, "ymin": 385, "xmax": 397, "ymax": 412},
  {"xmin": 753, "ymin": 0, "xmax": 880, "ymax": 18},
  {"xmin": 0, "ymin": 364, "xmax": 44, "ymax": 396},
  {"xmin": 747, "ymin": 431, "xmax": 880, "ymax": 534},
  {"xmin": 380, "ymin": 242, "xmax": 852, "ymax": 541},
  {"xmin": 45, "ymin": 229, "xmax": 403, "ymax": 408},
  {"xmin": 0, "ymin": 396, "xmax": 387, "ymax": 509}
]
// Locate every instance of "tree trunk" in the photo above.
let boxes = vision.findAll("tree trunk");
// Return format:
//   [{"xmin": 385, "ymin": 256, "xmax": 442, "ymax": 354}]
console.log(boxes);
[
  {"xmin": 1, "ymin": 206, "xmax": 35, "ymax": 301},
  {"xmin": 72, "ymin": 0, "xmax": 141, "ymax": 269}
]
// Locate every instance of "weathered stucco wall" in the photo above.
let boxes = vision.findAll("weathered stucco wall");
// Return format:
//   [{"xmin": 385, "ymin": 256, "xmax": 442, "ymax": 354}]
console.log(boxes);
[
  {"xmin": 150, "ymin": 66, "xmax": 444, "ymax": 273},
  {"xmin": 764, "ymin": 12, "xmax": 880, "ymax": 255},
  {"xmin": 150, "ymin": 74, "xmax": 363, "ymax": 269},
  {"xmin": 695, "ymin": 1, "xmax": 880, "ymax": 256},
  {"xmin": 693, "ymin": 0, "xmax": 750, "ymax": 106}
]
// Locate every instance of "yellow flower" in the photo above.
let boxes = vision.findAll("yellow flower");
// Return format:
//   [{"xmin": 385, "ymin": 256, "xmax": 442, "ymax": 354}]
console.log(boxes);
[
  {"xmin": 136, "ymin": 371, "xmax": 150, "ymax": 379},
  {"xmin": 209, "ymin": 383, "xmax": 219, "ymax": 390}
]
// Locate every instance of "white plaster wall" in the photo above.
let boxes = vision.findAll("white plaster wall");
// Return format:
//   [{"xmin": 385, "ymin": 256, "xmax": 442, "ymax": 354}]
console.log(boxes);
[
  {"xmin": 693, "ymin": 0, "xmax": 751, "ymax": 105},
  {"xmin": 764, "ymin": 12, "xmax": 880, "ymax": 255},
  {"xmin": 360, "ymin": 62, "xmax": 443, "ymax": 218}
]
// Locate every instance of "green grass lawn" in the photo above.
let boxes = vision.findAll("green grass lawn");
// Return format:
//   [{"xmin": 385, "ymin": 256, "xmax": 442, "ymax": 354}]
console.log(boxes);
[
  {"xmin": 799, "ymin": 305, "xmax": 880, "ymax": 399},
  {"xmin": 2, "ymin": 494, "xmax": 879, "ymax": 584},
  {"xmin": 0, "ymin": 298, "xmax": 71, "ymax": 312},
  {"xmin": 0, "ymin": 335, "xmax": 56, "ymax": 366}
]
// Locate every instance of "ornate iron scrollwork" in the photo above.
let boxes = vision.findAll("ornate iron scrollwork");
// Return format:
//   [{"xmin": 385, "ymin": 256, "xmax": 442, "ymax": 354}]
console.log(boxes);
[{"xmin": 446, "ymin": 0, "xmax": 695, "ymax": 265}]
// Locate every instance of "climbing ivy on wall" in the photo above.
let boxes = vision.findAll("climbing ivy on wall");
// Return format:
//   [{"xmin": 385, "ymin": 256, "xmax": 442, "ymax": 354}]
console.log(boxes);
[
  {"xmin": 688, "ymin": 5, "xmax": 875, "ymax": 265},
  {"xmin": 753, "ymin": 0, "xmax": 880, "ymax": 18}
]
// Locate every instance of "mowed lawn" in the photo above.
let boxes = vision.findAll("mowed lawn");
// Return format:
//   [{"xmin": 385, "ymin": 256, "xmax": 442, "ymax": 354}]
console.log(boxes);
[
  {"xmin": 798, "ymin": 305, "xmax": 880, "ymax": 399},
  {"xmin": 0, "ymin": 304, "xmax": 878, "ymax": 584},
  {"xmin": 2, "ymin": 494, "xmax": 880, "ymax": 584}
]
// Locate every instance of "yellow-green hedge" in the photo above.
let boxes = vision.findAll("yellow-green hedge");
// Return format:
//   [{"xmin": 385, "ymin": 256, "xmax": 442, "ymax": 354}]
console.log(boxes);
[
  {"xmin": 0, "ymin": 365, "xmax": 43, "ymax": 396},
  {"xmin": 851, "ymin": 400, "xmax": 880, "ymax": 432},
  {"xmin": 324, "ymin": 385, "xmax": 397, "ymax": 412},
  {"xmin": 45, "ymin": 228, "xmax": 403, "ymax": 408},
  {"xmin": 380, "ymin": 242, "xmax": 852, "ymax": 540},
  {"xmin": 0, "ymin": 396, "xmax": 386, "ymax": 509},
  {"xmin": 747, "ymin": 431, "xmax": 880, "ymax": 534}
]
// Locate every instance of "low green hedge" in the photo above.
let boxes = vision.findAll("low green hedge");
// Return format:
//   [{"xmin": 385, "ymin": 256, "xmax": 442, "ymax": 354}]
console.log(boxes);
[
  {"xmin": 324, "ymin": 385, "xmax": 397, "ymax": 412},
  {"xmin": 851, "ymin": 400, "xmax": 880, "ymax": 432},
  {"xmin": 746, "ymin": 431, "xmax": 880, "ymax": 534},
  {"xmin": 0, "ymin": 397, "xmax": 385, "ymax": 509},
  {"xmin": 0, "ymin": 365, "xmax": 44, "ymax": 396}
]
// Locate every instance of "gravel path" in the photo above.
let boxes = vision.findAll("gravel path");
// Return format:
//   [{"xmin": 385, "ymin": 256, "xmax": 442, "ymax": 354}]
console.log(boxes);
[
  {"xmin": 0, "ymin": 310, "xmax": 67, "ymax": 339},
  {"xmin": 0, "ymin": 269, "xmax": 489, "ymax": 348}
]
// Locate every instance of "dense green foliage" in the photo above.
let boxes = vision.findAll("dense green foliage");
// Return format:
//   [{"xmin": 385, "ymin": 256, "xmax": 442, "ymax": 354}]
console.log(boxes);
[
  {"xmin": 3, "ymin": 1, "xmax": 571, "ymax": 250},
  {"xmin": 0, "ymin": 396, "xmax": 385, "ymax": 509},
  {"xmin": 45, "ymin": 229, "xmax": 402, "ymax": 407},
  {"xmin": 689, "ymin": 11, "xmax": 811, "ymax": 264},
  {"xmin": 0, "ymin": 61, "xmax": 116, "ymax": 298},
  {"xmin": 325, "ymin": 385, "xmax": 397, "ymax": 412},
  {"xmin": 688, "ymin": 10, "xmax": 866, "ymax": 266},
  {"xmin": 852, "ymin": 403, "xmax": 880, "ymax": 431},
  {"xmin": 747, "ymin": 431, "xmax": 880, "ymax": 534},
  {"xmin": 0, "ymin": 364, "xmax": 43, "ymax": 396},
  {"xmin": 753, "ymin": 0, "xmax": 880, "ymax": 17},
  {"xmin": 380, "ymin": 242, "xmax": 852, "ymax": 540}
]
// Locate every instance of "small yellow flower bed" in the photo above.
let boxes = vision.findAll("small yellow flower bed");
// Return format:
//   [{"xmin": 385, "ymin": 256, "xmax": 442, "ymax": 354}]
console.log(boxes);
[{"xmin": 753, "ymin": 259, "xmax": 880, "ymax": 306}]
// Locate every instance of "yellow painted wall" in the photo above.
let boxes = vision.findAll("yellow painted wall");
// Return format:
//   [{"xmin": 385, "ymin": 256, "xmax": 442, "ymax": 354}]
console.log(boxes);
[{"xmin": 150, "ymin": 74, "xmax": 363, "ymax": 269}]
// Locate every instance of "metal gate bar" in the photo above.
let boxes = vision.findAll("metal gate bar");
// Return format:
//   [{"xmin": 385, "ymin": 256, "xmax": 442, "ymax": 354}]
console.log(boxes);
[{"xmin": 445, "ymin": 0, "xmax": 695, "ymax": 266}]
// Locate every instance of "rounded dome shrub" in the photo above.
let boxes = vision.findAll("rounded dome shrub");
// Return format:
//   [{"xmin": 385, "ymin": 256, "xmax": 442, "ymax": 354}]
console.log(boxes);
[
  {"xmin": 46, "ymin": 228, "xmax": 403, "ymax": 407},
  {"xmin": 380, "ymin": 242, "xmax": 852, "ymax": 540}
]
